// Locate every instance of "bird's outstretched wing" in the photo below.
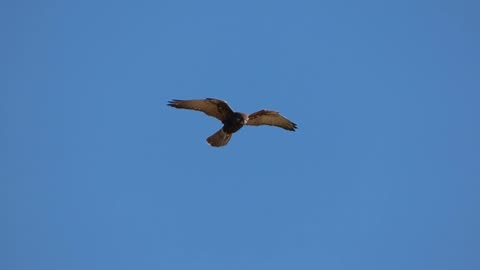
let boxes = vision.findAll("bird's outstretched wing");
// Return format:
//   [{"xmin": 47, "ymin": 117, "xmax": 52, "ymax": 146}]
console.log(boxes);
[
  {"xmin": 167, "ymin": 98, "xmax": 234, "ymax": 122},
  {"xmin": 246, "ymin": 110, "xmax": 297, "ymax": 131}
]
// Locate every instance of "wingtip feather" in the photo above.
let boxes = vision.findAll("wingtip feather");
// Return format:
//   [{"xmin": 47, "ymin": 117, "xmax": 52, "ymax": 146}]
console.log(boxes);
[{"xmin": 167, "ymin": 99, "xmax": 182, "ymax": 108}]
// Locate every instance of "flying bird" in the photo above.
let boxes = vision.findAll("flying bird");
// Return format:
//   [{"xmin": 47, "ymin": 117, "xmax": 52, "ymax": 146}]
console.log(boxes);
[{"xmin": 167, "ymin": 98, "xmax": 297, "ymax": 147}]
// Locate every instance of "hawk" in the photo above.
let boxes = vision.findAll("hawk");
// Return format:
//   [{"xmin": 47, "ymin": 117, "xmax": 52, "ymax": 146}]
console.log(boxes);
[{"xmin": 167, "ymin": 98, "xmax": 297, "ymax": 147}]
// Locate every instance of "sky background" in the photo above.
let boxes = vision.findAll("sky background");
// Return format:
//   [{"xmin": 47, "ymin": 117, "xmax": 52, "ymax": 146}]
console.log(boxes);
[{"xmin": 3, "ymin": 0, "xmax": 480, "ymax": 269}]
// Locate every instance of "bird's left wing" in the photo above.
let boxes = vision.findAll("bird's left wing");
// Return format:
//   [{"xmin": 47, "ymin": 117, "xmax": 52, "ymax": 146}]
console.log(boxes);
[
  {"xmin": 167, "ymin": 98, "xmax": 234, "ymax": 122},
  {"xmin": 246, "ymin": 110, "xmax": 297, "ymax": 131}
]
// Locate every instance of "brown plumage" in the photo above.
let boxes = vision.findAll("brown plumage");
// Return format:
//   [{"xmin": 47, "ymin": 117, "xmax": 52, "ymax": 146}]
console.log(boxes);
[{"xmin": 167, "ymin": 98, "xmax": 297, "ymax": 147}]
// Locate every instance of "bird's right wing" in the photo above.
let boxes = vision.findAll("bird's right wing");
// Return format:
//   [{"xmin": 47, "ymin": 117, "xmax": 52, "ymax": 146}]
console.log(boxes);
[
  {"xmin": 247, "ymin": 110, "xmax": 297, "ymax": 131},
  {"xmin": 167, "ymin": 98, "xmax": 234, "ymax": 122}
]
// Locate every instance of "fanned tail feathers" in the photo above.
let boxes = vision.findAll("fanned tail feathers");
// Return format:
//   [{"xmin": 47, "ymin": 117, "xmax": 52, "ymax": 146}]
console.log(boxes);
[{"xmin": 207, "ymin": 129, "xmax": 232, "ymax": 147}]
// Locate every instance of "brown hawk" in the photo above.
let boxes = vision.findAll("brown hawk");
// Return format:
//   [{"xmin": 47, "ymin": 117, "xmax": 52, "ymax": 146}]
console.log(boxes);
[{"xmin": 167, "ymin": 98, "xmax": 297, "ymax": 147}]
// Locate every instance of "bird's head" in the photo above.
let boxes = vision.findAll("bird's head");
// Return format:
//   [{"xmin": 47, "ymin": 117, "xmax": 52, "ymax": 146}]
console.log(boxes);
[{"xmin": 234, "ymin": 113, "xmax": 249, "ymax": 125}]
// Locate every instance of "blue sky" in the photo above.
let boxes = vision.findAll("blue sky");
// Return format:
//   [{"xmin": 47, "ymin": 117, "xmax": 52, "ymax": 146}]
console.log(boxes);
[{"xmin": 3, "ymin": 0, "xmax": 479, "ymax": 269}]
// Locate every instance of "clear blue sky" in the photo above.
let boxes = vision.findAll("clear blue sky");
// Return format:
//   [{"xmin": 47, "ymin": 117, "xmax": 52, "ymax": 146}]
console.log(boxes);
[{"xmin": 3, "ymin": 1, "xmax": 479, "ymax": 269}]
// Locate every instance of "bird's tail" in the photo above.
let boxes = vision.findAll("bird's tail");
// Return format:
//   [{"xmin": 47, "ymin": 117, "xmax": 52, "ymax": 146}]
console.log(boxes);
[{"xmin": 207, "ymin": 129, "xmax": 232, "ymax": 147}]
